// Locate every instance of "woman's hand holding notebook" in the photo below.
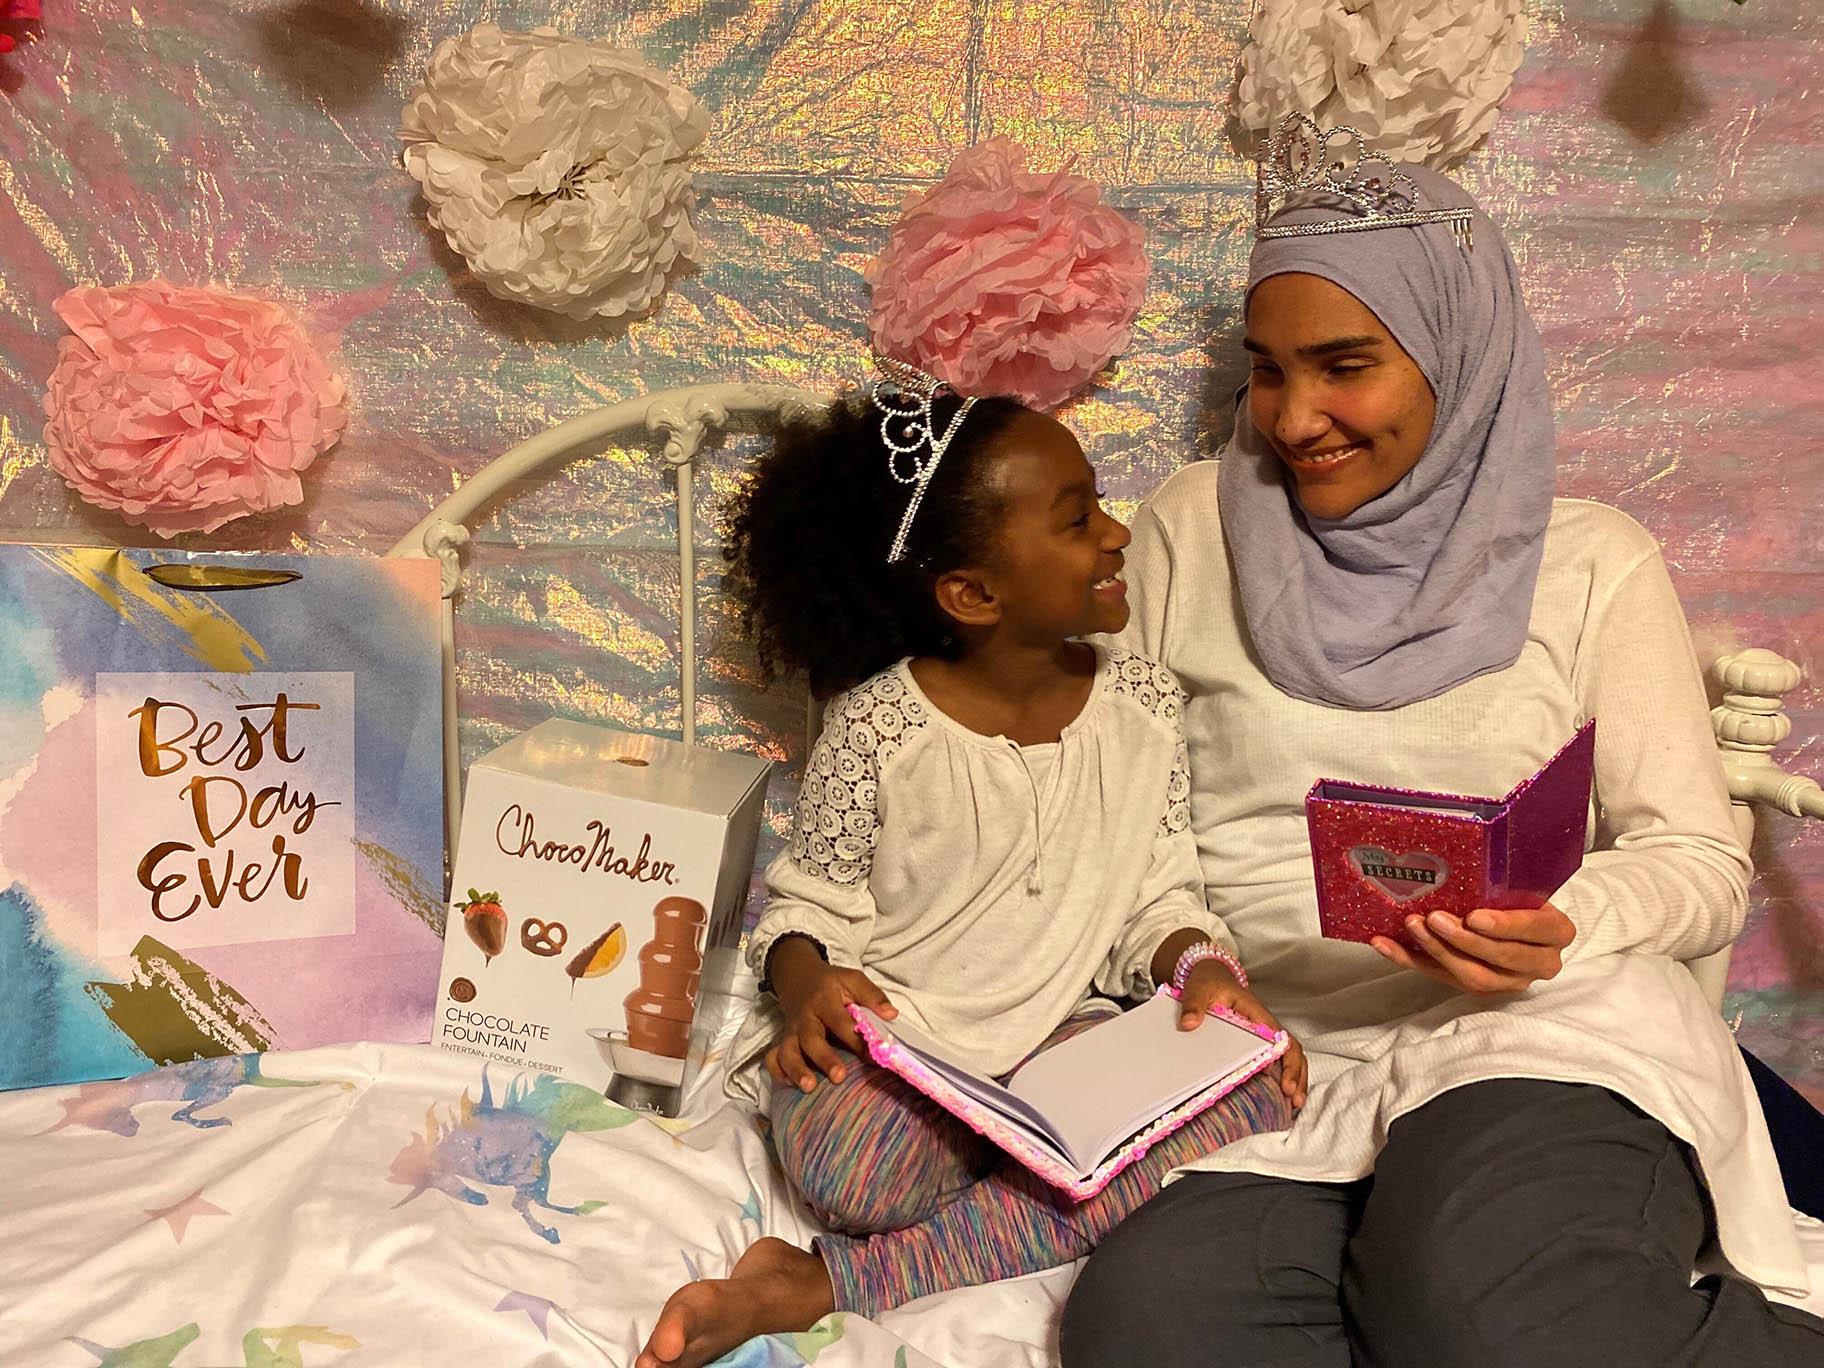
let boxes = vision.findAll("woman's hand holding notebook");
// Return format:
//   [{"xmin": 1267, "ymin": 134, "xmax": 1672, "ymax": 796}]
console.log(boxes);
[{"xmin": 1305, "ymin": 720, "xmax": 1596, "ymax": 948}]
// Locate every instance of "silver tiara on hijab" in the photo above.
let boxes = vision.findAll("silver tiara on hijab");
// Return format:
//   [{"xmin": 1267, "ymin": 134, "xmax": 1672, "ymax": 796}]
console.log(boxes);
[
  {"xmin": 1256, "ymin": 113, "xmax": 1474, "ymax": 252},
  {"xmin": 869, "ymin": 355, "xmax": 980, "ymax": 565}
]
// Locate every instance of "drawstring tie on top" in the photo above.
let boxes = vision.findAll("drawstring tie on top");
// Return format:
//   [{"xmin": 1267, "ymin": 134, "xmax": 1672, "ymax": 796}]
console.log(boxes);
[{"xmin": 1008, "ymin": 739, "xmax": 1045, "ymax": 897}]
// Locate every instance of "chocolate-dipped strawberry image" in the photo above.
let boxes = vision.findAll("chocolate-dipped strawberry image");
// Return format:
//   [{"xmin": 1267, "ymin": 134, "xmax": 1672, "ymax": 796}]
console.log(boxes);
[{"xmin": 459, "ymin": 889, "xmax": 507, "ymax": 965}]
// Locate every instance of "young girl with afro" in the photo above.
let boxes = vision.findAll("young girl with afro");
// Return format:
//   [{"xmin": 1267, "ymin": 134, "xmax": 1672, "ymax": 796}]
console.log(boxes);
[{"xmin": 639, "ymin": 369, "xmax": 1303, "ymax": 1368}]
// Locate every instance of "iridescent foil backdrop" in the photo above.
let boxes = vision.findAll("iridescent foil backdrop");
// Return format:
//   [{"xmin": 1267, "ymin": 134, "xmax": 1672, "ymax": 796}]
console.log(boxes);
[{"xmin": 0, "ymin": 1, "xmax": 1818, "ymax": 1099}]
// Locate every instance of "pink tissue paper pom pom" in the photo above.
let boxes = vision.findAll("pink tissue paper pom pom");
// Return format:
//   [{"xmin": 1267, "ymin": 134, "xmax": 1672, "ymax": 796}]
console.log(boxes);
[
  {"xmin": 42, "ymin": 280, "xmax": 348, "ymax": 539},
  {"xmin": 866, "ymin": 138, "xmax": 1150, "ymax": 412}
]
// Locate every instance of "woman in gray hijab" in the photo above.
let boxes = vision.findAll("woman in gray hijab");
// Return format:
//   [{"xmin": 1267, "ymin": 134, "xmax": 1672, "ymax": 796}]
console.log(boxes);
[{"xmin": 1062, "ymin": 132, "xmax": 1824, "ymax": 1365}]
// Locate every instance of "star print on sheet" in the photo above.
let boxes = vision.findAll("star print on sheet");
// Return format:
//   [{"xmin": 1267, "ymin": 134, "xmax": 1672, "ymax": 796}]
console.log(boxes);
[
  {"xmin": 145, "ymin": 1190, "xmax": 227, "ymax": 1241},
  {"xmin": 493, "ymin": 1291, "xmax": 556, "ymax": 1339}
]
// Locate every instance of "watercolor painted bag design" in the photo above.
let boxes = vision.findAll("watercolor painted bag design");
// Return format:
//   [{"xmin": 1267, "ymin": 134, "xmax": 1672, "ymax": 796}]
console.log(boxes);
[{"xmin": 0, "ymin": 546, "xmax": 445, "ymax": 1091}]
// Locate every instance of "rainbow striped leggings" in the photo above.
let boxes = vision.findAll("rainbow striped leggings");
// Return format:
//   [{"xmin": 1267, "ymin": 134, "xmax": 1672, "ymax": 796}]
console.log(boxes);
[{"xmin": 769, "ymin": 1010, "xmax": 1292, "ymax": 1316}]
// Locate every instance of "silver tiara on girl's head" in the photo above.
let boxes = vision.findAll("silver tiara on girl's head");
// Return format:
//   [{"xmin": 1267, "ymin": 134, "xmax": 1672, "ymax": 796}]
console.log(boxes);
[
  {"xmin": 870, "ymin": 355, "xmax": 979, "ymax": 565},
  {"xmin": 1256, "ymin": 113, "xmax": 1474, "ymax": 252}
]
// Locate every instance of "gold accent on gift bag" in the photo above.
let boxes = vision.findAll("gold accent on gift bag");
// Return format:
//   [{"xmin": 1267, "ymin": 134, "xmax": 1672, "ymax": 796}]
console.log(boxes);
[{"xmin": 143, "ymin": 564, "xmax": 303, "ymax": 592}]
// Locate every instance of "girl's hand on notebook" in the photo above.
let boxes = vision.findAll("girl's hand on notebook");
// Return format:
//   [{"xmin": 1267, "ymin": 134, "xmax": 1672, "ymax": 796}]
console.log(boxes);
[
  {"xmin": 766, "ymin": 951, "xmax": 897, "ymax": 1093},
  {"xmin": 1370, "ymin": 901, "xmax": 1575, "ymax": 995},
  {"xmin": 1178, "ymin": 961, "xmax": 1308, "ymax": 1110}
]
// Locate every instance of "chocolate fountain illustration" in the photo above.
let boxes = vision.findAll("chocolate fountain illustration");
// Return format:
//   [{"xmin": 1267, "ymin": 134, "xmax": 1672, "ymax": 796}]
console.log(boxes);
[{"xmin": 586, "ymin": 895, "xmax": 706, "ymax": 1110}]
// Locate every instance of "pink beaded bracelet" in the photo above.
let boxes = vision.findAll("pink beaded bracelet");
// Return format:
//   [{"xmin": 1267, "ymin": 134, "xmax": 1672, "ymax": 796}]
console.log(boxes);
[{"xmin": 1170, "ymin": 939, "xmax": 1249, "ymax": 992}]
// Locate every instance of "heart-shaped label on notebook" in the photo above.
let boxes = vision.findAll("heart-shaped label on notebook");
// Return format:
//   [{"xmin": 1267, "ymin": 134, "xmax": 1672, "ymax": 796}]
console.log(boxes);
[{"xmin": 1349, "ymin": 846, "xmax": 1449, "ymax": 902}]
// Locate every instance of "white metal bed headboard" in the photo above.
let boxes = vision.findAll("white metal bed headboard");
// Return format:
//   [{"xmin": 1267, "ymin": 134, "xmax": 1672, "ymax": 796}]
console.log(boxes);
[
  {"xmin": 384, "ymin": 382, "xmax": 823, "ymax": 850},
  {"xmin": 381, "ymin": 383, "xmax": 1820, "ymax": 1014},
  {"xmin": 1700, "ymin": 650, "xmax": 1824, "ymax": 1005}
]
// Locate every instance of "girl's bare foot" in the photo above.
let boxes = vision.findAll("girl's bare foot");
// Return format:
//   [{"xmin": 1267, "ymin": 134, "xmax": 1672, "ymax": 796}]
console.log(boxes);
[{"xmin": 637, "ymin": 1237, "xmax": 835, "ymax": 1368}]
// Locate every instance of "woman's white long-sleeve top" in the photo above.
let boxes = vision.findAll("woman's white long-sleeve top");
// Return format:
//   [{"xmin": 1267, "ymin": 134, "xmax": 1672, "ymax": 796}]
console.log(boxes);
[{"xmin": 1118, "ymin": 466, "xmax": 1806, "ymax": 1299}]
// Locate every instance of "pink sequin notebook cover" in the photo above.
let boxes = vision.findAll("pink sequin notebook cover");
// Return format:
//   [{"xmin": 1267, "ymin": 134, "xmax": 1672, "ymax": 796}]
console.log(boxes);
[
  {"xmin": 849, "ymin": 992, "xmax": 1288, "ymax": 1203},
  {"xmin": 1304, "ymin": 719, "xmax": 1596, "ymax": 947}
]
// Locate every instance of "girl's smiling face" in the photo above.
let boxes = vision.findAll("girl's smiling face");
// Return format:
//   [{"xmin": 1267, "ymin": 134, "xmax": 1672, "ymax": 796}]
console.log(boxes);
[
  {"xmin": 1243, "ymin": 272, "xmax": 1438, "ymax": 521},
  {"xmin": 940, "ymin": 410, "xmax": 1131, "ymax": 643}
]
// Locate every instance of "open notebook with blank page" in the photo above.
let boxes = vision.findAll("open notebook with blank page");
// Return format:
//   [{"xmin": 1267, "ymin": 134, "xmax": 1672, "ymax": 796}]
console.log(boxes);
[{"xmin": 850, "ymin": 991, "xmax": 1287, "ymax": 1201}]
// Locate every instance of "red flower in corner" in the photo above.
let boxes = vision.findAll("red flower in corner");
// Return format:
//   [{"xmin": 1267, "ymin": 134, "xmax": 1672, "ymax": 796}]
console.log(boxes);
[{"xmin": 0, "ymin": 0, "xmax": 42, "ymax": 56}]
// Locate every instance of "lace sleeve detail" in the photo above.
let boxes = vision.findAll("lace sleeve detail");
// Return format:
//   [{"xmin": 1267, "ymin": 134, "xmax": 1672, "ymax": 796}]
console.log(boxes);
[
  {"xmin": 786, "ymin": 669, "xmax": 930, "ymax": 887},
  {"xmin": 1104, "ymin": 646, "xmax": 1184, "ymax": 721},
  {"xmin": 1161, "ymin": 732, "xmax": 1192, "ymax": 837},
  {"xmin": 1104, "ymin": 646, "xmax": 1191, "ymax": 838}
]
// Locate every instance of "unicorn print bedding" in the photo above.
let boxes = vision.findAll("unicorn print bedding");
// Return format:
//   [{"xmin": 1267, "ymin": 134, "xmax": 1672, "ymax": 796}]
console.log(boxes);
[{"xmin": 0, "ymin": 1021, "xmax": 1077, "ymax": 1367}]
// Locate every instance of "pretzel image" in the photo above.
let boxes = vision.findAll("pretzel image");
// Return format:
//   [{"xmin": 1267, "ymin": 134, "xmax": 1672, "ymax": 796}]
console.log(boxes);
[{"xmin": 520, "ymin": 918, "xmax": 569, "ymax": 957}]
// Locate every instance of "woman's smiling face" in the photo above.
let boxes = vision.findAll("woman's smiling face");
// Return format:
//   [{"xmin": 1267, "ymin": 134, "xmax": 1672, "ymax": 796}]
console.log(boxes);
[{"xmin": 1243, "ymin": 272, "xmax": 1438, "ymax": 521}]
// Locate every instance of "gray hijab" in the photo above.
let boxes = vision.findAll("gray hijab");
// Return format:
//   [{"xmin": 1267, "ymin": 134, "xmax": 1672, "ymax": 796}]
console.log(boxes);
[{"xmin": 1218, "ymin": 165, "xmax": 1555, "ymax": 711}]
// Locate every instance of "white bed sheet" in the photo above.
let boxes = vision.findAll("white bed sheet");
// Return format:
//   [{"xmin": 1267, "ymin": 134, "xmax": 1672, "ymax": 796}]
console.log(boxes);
[
  {"xmin": 4, "ymin": 1038, "xmax": 1817, "ymax": 1368},
  {"xmin": 2, "ymin": 1036, "xmax": 1065, "ymax": 1368}
]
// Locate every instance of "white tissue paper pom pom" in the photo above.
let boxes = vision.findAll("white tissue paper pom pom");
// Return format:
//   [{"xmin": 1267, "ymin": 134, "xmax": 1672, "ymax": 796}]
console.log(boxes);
[
  {"xmin": 400, "ymin": 23, "xmax": 710, "ymax": 320},
  {"xmin": 1233, "ymin": 0, "xmax": 1528, "ymax": 169}
]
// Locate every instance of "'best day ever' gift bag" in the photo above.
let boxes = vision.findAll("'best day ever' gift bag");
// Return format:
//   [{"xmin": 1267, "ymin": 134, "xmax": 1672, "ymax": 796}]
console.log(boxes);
[{"xmin": 0, "ymin": 546, "xmax": 445, "ymax": 1090}]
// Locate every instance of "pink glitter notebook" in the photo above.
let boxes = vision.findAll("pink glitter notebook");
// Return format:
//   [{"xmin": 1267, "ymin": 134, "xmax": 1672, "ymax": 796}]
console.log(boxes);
[
  {"xmin": 848, "ymin": 992, "xmax": 1287, "ymax": 1201},
  {"xmin": 1305, "ymin": 719, "xmax": 1596, "ymax": 948}
]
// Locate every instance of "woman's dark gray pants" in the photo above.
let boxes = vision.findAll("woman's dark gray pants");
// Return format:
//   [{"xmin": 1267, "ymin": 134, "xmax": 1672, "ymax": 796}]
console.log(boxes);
[{"xmin": 1060, "ymin": 1079, "xmax": 1824, "ymax": 1368}]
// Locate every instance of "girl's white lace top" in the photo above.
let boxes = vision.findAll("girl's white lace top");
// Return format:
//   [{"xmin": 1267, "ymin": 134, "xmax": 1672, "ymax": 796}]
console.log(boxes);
[{"xmin": 727, "ymin": 643, "xmax": 1220, "ymax": 1097}]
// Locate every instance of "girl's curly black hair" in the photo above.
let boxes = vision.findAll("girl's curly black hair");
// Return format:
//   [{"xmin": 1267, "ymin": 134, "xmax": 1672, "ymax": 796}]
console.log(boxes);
[{"xmin": 723, "ymin": 389, "xmax": 1028, "ymax": 699}]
